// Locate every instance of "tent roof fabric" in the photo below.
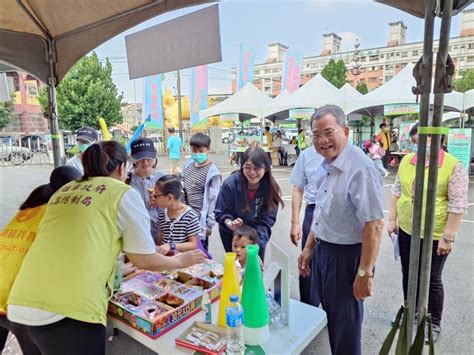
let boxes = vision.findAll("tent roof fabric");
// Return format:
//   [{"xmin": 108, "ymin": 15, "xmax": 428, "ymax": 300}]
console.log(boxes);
[
  {"xmin": 375, "ymin": 0, "xmax": 472, "ymax": 18},
  {"xmin": 465, "ymin": 89, "xmax": 474, "ymax": 111},
  {"xmin": 265, "ymin": 73, "xmax": 347, "ymax": 116},
  {"xmin": 199, "ymin": 83, "xmax": 273, "ymax": 119},
  {"xmin": 340, "ymin": 83, "xmax": 362, "ymax": 99},
  {"xmin": 0, "ymin": 0, "xmax": 211, "ymax": 84}
]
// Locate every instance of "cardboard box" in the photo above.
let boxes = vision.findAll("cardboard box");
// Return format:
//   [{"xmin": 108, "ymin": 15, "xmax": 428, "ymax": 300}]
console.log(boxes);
[
  {"xmin": 108, "ymin": 260, "xmax": 223, "ymax": 339},
  {"xmin": 175, "ymin": 321, "xmax": 227, "ymax": 354}
]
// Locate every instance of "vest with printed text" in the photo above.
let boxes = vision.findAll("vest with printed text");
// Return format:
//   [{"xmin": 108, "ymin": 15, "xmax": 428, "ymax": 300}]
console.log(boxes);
[
  {"xmin": 8, "ymin": 177, "xmax": 131, "ymax": 325},
  {"xmin": 0, "ymin": 205, "xmax": 46, "ymax": 313}
]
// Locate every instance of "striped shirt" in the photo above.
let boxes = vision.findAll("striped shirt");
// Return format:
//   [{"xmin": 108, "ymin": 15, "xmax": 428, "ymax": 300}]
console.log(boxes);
[
  {"xmin": 182, "ymin": 163, "xmax": 211, "ymax": 216},
  {"xmin": 156, "ymin": 207, "xmax": 201, "ymax": 245}
]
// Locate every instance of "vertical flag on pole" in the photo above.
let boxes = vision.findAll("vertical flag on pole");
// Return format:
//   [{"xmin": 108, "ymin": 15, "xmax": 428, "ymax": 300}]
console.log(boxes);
[
  {"xmin": 143, "ymin": 75, "xmax": 164, "ymax": 128},
  {"xmin": 281, "ymin": 51, "xmax": 303, "ymax": 93},
  {"xmin": 190, "ymin": 65, "xmax": 209, "ymax": 127},
  {"xmin": 238, "ymin": 43, "xmax": 256, "ymax": 89}
]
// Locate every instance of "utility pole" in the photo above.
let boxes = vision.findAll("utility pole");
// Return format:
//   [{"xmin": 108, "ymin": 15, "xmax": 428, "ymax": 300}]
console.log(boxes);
[{"xmin": 176, "ymin": 70, "xmax": 183, "ymax": 140}]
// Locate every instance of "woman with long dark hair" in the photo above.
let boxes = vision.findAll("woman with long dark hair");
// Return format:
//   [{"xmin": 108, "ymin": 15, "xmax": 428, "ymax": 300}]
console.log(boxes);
[
  {"xmin": 215, "ymin": 147, "xmax": 283, "ymax": 260},
  {"xmin": 0, "ymin": 166, "xmax": 82, "ymax": 353},
  {"xmin": 6, "ymin": 141, "xmax": 205, "ymax": 355}
]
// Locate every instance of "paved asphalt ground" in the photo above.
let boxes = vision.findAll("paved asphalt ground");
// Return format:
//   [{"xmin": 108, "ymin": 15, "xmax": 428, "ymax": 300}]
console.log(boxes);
[{"xmin": 1, "ymin": 151, "xmax": 473, "ymax": 354}]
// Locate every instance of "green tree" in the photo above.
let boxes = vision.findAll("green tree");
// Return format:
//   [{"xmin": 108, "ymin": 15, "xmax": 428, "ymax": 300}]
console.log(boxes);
[
  {"xmin": 0, "ymin": 96, "xmax": 14, "ymax": 129},
  {"xmin": 454, "ymin": 69, "xmax": 474, "ymax": 93},
  {"xmin": 356, "ymin": 82, "xmax": 368, "ymax": 94},
  {"xmin": 39, "ymin": 52, "xmax": 123, "ymax": 130},
  {"xmin": 321, "ymin": 59, "xmax": 347, "ymax": 89}
]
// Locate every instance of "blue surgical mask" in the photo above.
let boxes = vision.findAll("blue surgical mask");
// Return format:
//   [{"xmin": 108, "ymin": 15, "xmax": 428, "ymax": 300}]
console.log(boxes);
[
  {"xmin": 191, "ymin": 153, "xmax": 208, "ymax": 164},
  {"xmin": 77, "ymin": 143, "xmax": 91, "ymax": 153}
]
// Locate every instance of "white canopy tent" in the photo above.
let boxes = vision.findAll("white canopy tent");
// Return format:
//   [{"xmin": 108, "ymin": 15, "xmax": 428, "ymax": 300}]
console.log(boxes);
[
  {"xmin": 340, "ymin": 82, "xmax": 363, "ymax": 99},
  {"xmin": 199, "ymin": 82, "xmax": 272, "ymax": 121},
  {"xmin": 263, "ymin": 89, "xmax": 292, "ymax": 121},
  {"xmin": 346, "ymin": 63, "xmax": 464, "ymax": 116},
  {"xmin": 264, "ymin": 73, "xmax": 347, "ymax": 116},
  {"xmin": 464, "ymin": 89, "xmax": 474, "ymax": 114}
]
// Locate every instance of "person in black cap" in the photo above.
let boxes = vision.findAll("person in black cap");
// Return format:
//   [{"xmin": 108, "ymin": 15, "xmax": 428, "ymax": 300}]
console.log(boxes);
[
  {"xmin": 128, "ymin": 138, "xmax": 164, "ymax": 242},
  {"xmin": 66, "ymin": 127, "xmax": 98, "ymax": 175}
]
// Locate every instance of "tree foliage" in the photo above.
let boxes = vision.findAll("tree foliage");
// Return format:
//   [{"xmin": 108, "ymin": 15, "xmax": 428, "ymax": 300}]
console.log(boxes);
[
  {"xmin": 356, "ymin": 82, "xmax": 368, "ymax": 94},
  {"xmin": 321, "ymin": 59, "xmax": 347, "ymax": 89},
  {"xmin": 0, "ymin": 96, "xmax": 14, "ymax": 129},
  {"xmin": 454, "ymin": 69, "xmax": 474, "ymax": 93},
  {"xmin": 39, "ymin": 52, "xmax": 123, "ymax": 131}
]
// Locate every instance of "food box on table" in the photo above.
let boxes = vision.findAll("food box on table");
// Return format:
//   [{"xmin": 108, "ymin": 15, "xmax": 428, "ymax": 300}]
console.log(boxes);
[
  {"xmin": 108, "ymin": 260, "xmax": 223, "ymax": 338},
  {"xmin": 175, "ymin": 321, "xmax": 227, "ymax": 354}
]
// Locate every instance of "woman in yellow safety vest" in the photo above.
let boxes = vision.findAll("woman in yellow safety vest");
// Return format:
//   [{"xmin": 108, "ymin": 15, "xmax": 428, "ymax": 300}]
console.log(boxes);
[
  {"xmin": 0, "ymin": 166, "xmax": 82, "ymax": 354},
  {"xmin": 387, "ymin": 122, "xmax": 468, "ymax": 343},
  {"xmin": 7, "ymin": 141, "xmax": 205, "ymax": 355}
]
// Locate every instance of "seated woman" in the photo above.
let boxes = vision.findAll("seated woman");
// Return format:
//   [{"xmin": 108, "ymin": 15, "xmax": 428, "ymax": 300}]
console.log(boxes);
[
  {"xmin": 215, "ymin": 147, "xmax": 284, "ymax": 261},
  {"xmin": 152, "ymin": 175, "xmax": 201, "ymax": 255}
]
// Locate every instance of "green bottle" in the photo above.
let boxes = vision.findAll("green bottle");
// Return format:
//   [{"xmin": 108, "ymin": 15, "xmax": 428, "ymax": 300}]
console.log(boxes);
[{"xmin": 241, "ymin": 245, "xmax": 270, "ymax": 345}]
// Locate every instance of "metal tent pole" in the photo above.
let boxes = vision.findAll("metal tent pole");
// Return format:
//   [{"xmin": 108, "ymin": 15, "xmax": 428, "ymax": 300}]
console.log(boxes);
[
  {"xmin": 404, "ymin": 0, "xmax": 436, "ymax": 344},
  {"xmin": 47, "ymin": 38, "xmax": 62, "ymax": 168},
  {"xmin": 417, "ymin": 0, "xmax": 453, "ymax": 327}
]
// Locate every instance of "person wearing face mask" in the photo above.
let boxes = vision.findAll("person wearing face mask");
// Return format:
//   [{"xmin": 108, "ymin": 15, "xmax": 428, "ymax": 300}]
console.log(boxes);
[
  {"xmin": 6, "ymin": 141, "xmax": 205, "ymax": 355},
  {"xmin": 66, "ymin": 127, "xmax": 98, "ymax": 175},
  {"xmin": 128, "ymin": 138, "xmax": 164, "ymax": 242},
  {"xmin": 387, "ymin": 122, "xmax": 468, "ymax": 343},
  {"xmin": 181, "ymin": 133, "xmax": 222, "ymax": 251}
]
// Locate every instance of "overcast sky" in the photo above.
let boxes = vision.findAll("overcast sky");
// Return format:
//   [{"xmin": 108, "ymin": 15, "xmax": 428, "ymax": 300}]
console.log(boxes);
[{"xmin": 92, "ymin": 0, "xmax": 472, "ymax": 103}]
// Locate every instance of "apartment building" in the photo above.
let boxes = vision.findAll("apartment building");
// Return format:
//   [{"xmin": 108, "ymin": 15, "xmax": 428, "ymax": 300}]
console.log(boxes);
[{"xmin": 232, "ymin": 9, "xmax": 474, "ymax": 95}]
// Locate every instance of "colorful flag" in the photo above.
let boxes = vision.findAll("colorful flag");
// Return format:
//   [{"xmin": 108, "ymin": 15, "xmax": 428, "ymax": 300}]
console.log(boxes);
[
  {"xmin": 142, "ymin": 75, "xmax": 164, "ymax": 128},
  {"xmin": 282, "ymin": 51, "xmax": 303, "ymax": 93},
  {"xmin": 238, "ymin": 43, "xmax": 256, "ymax": 89},
  {"xmin": 190, "ymin": 65, "xmax": 209, "ymax": 127}
]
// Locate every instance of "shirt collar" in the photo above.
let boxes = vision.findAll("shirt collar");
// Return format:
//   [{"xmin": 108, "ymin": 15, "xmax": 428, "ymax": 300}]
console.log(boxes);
[
  {"xmin": 410, "ymin": 149, "xmax": 446, "ymax": 167},
  {"xmin": 321, "ymin": 143, "xmax": 351, "ymax": 173}
]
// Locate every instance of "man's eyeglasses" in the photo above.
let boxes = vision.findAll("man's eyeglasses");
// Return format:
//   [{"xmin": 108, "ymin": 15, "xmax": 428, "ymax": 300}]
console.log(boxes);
[
  {"xmin": 151, "ymin": 193, "xmax": 166, "ymax": 199},
  {"xmin": 312, "ymin": 127, "xmax": 343, "ymax": 141}
]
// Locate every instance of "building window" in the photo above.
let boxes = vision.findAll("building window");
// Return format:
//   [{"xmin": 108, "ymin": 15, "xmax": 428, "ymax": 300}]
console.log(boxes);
[
  {"xmin": 412, "ymin": 50, "xmax": 419, "ymax": 56},
  {"xmin": 368, "ymin": 77, "xmax": 378, "ymax": 83},
  {"xmin": 390, "ymin": 53, "xmax": 394, "ymax": 57},
  {"xmin": 361, "ymin": 57, "xmax": 366, "ymax": 62},
  {"xmin": 272, "ymin": 68, "xmax": 279, "ymax": 73},
  {"xmin": 467, "ymin": 56, "xmax": 474, "ymax": 62},
  {"xmin": 369, "ymin": 55, "xmax": 379, "ymax": 61},
  {"xmin": 264, "ymin": 69, "xmax": 271, "ymax": 74},
  {"xmin": 468, "ymin": 44, "xmax": 474, "ymax": 49},
  {"xmin": 26, "ymin": 84, "xmax": 38, "ymax": 96},
  {"xmin": 380, "ymin": 54, "xmax": 385, "ymax": 58},
  {"xmin": 385, "ymin": 75, "xmax": 393, "ymax": 81},
  {"xmin": 401, "ymin": 52, "xmax": 408, "ymax": 57}
]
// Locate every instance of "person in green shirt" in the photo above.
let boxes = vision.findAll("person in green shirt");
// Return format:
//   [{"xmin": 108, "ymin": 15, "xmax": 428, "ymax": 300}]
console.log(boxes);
[{"xmin": 296, "ymin": 128, "xmax": 307, "ymax": 157}]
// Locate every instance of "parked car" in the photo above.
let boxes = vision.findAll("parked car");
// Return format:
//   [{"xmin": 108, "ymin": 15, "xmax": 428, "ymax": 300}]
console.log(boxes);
[
  {"xmin": 0, "ymin": 143, "xmax": 33, "ymax": 165},
  {"xmin": 0, "ymin": 135, "xmax": 16, "ymax": 145},
  {"xmin": 18, "ymin": 135, "xmax": 52, "ymax": 152}
]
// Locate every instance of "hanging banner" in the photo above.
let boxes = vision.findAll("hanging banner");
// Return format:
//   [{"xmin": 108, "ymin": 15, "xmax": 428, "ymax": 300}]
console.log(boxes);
[
  {"xmin": 289, "ymin": 108, "xmax": 315, "ymax": 120},
  {"xmin": 448, "ymin": 128, "xmax": 472, "ymax": 172},
  {"xmin": 398, "ymin": 121, "xmax": 415, "ymax": 151},
  {"xmin": 281, "ymin": 51, "xmax": 303, "ymax": 93},
  {"xmin": 190, "ymin": 65, "xmax": 209, "ymax": 127},
  {"xmin": 220, "ymin": 113, "xmax": 239, "ymax": 122},
  {"xmin": 384, "ymin": 103, "xmax": 419, "ymax": 116},
  {"xmin": 142, "ymin": 75, "xmax": 164, "ymax": 129},
  {"xmin": 238, "ymin": 43, "xmax": 256, "ymax": 89}
]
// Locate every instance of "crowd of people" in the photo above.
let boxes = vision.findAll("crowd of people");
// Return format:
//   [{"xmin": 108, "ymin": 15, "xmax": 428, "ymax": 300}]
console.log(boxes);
[{"xmin": 0, "ymin": 104, "xmax": 469, "ymax": 355}]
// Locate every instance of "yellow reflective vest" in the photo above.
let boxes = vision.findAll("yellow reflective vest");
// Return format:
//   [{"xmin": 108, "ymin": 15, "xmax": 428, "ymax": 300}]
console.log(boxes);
[
  {"xmin": 8, "ymin": 177, "xmax": 131, "ymax": 325},
  {"xmin": 396, "ymin": 151, "xmax": 458, "ymax": 240}
]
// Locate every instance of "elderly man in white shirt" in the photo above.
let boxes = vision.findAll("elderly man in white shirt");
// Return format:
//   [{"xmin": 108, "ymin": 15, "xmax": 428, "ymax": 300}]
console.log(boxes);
[{"xmin": 298, "ymin": 105, "xmax": 384, "ymax": 355}]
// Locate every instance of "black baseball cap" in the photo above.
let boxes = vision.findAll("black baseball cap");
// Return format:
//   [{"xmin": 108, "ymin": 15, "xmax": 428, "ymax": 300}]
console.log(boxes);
[
  {"xmin": 76, "ymin": 127, "xmax": 98, "ymax": 143},
  {"xmin": 131, "ymin": 138, "xmax": 157, "ymax": 161}
]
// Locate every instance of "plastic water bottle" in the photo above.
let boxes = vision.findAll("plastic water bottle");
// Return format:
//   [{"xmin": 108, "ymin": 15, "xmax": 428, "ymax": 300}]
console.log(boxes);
[
  {"xmin": 266, "ymin": 292, "xmax": 287, "ymax": 327},
  {"xmin": 113, "ymin": 253, "xmax": 125, "ymax": 293},
  {"xmin": 202, "ymin": 292, "xmax": 212, "ymax": 324},
  {"xmin": 226, "ymin": 294, "xmax": 245, "ymax": 355}
]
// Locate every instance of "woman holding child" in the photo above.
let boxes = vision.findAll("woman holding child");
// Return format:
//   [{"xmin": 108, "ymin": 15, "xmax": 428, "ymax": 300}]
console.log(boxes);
[{"xmin": 215, "ymin": 147, "xmax": 283, "ymax": 261}]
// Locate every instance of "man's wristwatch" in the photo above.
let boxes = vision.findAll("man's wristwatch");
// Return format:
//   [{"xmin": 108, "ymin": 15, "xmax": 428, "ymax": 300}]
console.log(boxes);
[
  {"xmin": 357, "ymin": 267, "xmax": 373, "ymax": 278},
  {"xmin": 442, "ymin": 235, "xmax": 455, "ymax": 244},
  {"xmin": 169, "ymin": 242, "xmax": 176, "ymax": 251}
]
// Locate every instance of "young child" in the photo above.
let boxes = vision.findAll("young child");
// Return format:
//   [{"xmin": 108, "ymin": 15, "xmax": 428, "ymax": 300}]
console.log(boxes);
[
  {"xmin": 152, "ymin": 175, "xmax": 200, "ymax": 255},
  {"xmin": 369, "ymin": 135, "xmax": 389, "ymax": 178},
  {"xmin": 127, "ymin": 138, "xmax": 164, "ymax": 241},
  {"xmin": 232, "ymin": 225, "xmax": 258, "ymax": 269},
  {"xmin": 181, "ymin": 133, "xmax": 222, "ymax": 251}
]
